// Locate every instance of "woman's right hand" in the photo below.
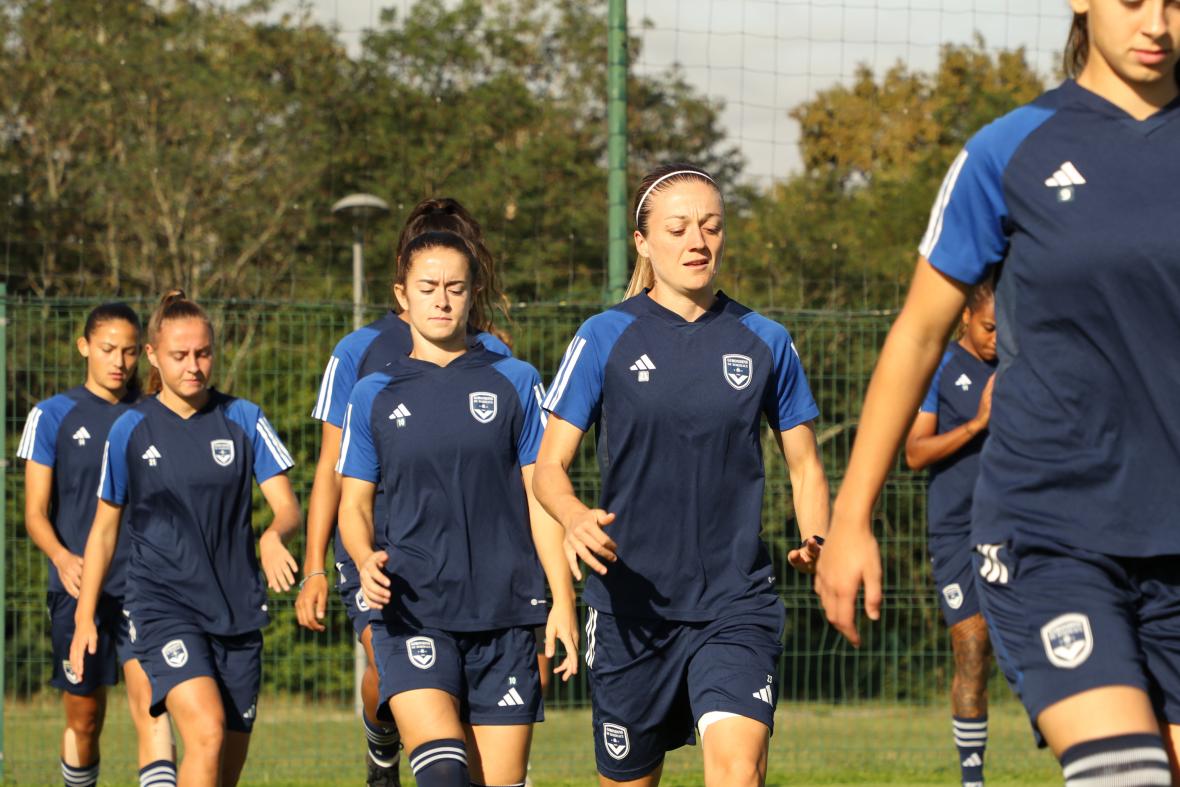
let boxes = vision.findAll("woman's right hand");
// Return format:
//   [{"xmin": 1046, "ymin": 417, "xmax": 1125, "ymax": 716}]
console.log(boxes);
[
  {"xmin": 359, "ymin": 551, "xmax": 392, "ymax": 610},
  {"xmin": 815, "ymin": 509, "xmax": 882, "ymax": 648},
  {"xmin": 69, "ymin": 618, "xmax": 98, "ymax": 682},
  {"xmin": 53, "ymin": 551, "xmax": 84, "ymax": 599},
  {"xmin": 970, "ymin": 374, "xmax": 996, "ymax": 431},
  {"xmin": 295, "ymin": 572, "xmax": 329, "ymax": 632},
  {"xmin": 562, "ymin": 509, "xmax": 617, "ymax": 580}
]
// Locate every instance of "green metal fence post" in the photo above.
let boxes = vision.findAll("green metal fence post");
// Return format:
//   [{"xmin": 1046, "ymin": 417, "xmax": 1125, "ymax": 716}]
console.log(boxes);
[
  {"xmin": 1, "ymin": 282, "xmax": 7, "ymax": 780},
  {"xmin": 606, "ymin": 0, "xmax": 629, "ymax": 304}
]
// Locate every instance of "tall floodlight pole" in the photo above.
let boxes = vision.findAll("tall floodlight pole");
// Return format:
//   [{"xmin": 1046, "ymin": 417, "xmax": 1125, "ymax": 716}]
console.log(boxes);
[
  {"xmin": 606, "ymin": 0, "xmax": 629, "ymax": 304},
  {"xmin": 330, "ymin": 193, "xmax": 389, "ymax": 715}
]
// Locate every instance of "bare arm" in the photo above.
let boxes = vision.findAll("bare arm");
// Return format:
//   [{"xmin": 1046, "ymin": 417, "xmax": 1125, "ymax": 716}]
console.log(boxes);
[
  {"xmin": 816, "ymin": 258, "xmax": 969, "ymax": 646},
  {"xmin": 522, "ymin": 463, "xmax": 578, "ymax": 679},
  {"xmin": 904, "ymin": 375, "xmax": 993, "ymax": 471},
  {"xmin": 775, "ymin": 421, "xmax": 830, "ymax": 573},
  {"xmin": 24, "ymin": 461, "xmax": 84, "ymax": 597},
  {"xmin": 532, "ymin": 414, "xmax": 617, "ymax": 580},
  {"xmin": 69, "ymin": 499, "xmax": 123, "ymax": 679},
  {"xmin": 295, "ymin": 422, "xmax": 342, "ymax": 631},
  {"xmin": 258, "ymin": 473, "xmax": 302, "ymax": 592},
  {"xmin": 338, "ymin": 477, "xmax": 388, "ymax": 608}
]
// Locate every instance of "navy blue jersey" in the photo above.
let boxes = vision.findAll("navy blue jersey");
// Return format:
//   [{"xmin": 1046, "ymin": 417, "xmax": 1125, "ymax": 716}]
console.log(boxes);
[
  {"xmin": 542, "ymin": 291, "xmax": 819, "ymax": 621},
  {"xmin": 919, "ymin": 80, "xmax": 1180, "ymax": 557},
  {"xmin": 337, "ymin": 346, "xmax": 548, "ymax": 631},
  {"xmin": 99, "ymin": 392, "xmax": 294, "ymax": 634},
  {"xmin": 919, "ymin": 344, "xmax": 997, "ymax": 538},
  {"xmin": 17, "ymin": 386, "xmax": 136, "ymax": 597}
]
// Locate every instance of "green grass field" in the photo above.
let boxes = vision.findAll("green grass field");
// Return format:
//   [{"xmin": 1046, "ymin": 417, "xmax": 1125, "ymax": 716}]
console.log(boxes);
[{"xmin": 4, "ymin": 694, "xmax": 1060, "ymax": 785}]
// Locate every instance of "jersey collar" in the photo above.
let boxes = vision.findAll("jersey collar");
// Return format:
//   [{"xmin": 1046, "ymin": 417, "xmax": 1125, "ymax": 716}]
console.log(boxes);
[
  {"xmin": 634, "ymin": 289, "xmax": 730, "ymax": 325},
  {"xmin": 1062, "ymin": 78, "xmax": 1180, "ymax": 135}
]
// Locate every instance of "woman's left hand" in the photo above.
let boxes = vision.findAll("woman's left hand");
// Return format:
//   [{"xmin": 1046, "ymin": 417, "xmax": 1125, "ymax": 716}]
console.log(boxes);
[
  {"xmin": 260, "ymin": 528, "xmax": 298, "ymax": 592},
  {"xmin": 787, "ymin": 535, "xmax": 824, "ymax": 575},
  {"xmin": 545, "ymin": 599, "xmax": 580, "ymax": 681}
]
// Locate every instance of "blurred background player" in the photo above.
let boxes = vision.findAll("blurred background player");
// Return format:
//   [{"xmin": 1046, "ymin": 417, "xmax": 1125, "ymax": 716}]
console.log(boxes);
[
  {"xmin": 534, "ymin": 163, "xmax": 829, "ymax": 787},
  {"xmin": 904, "ymin": 281, "xmax": 996, "ymax": 787},
  {"xmin": 69, "ymin": 291, "xmax": 302, "ymax": 787},
  {"xmin": 337, "ymin": 230, "xmax": 578, "ymax": 787},
  {"xmin": 817, "ymin": 2, "xmax": 1180, "ymax": 784},
  {"xmin": 298, "ymin": 197, "xmax": 512, "ymax": 786},
  {"xmin": 17, "ymin": 303, "xmax": 176, "ymax": 787}
]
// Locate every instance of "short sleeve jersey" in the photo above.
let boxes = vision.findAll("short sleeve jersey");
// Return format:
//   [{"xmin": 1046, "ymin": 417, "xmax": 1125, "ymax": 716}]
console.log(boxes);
[
  {"xmin": 336, "ymin": 347, "xmax": 548, "ymax": 631},
  {"xmin": 17, "ymin": 386, "xmax": 136, "ymax": 597},
  {"xmin": 543, "ymin": 291, "xmax": 819, "ymax": 621},
  {"xmin": 310, "ymin": 312, "xmax": 511, "ymax": 562},
  {"xmin": 99, "ymin": 392, "xmax": 294, "ymax": 634},
  {"xmin": 918, "ymin": 79, "xmax": 1180, "ymax": 556},
  {"xmin": 919, "ymin": 345, "xmax": 996, "ymax": 539}
]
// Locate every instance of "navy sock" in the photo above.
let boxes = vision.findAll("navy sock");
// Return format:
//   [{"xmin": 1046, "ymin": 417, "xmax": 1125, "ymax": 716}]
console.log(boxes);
[
  {"xmin": 410, "ymin": 739, "xmax": 468, "ymax": 786},
  {"xmin": 365, "ymin": 714, "xmax": 402, "ymax": 768},
  {"xmin": 952, "ymin": 715, "xmax": 987, "ymax": 786},
  {"xmin": 61, "ymin": 759, "xmax": 99, "ymax": 787},
  {"xmin": 139, "ymin": 759, "xmax": 177, "ymax": 787},
  {"xmin": 1061, "ymin": 733, "xmax": 1170, "ymax": 786}
]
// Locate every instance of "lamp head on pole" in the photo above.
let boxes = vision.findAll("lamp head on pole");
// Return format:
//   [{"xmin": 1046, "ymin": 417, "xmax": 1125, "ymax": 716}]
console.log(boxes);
[{"xmin": 331, "ymin": 193, "xmax": 390, "ymax": 224}]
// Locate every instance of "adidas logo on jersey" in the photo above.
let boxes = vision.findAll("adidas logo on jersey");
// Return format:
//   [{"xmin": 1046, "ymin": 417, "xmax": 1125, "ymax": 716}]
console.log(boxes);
[
  {"xmin": 629, "ymin": 354, "xmax": 656, "ymax": 382},
  {"xmin": 72, "ymin": 426, "xmax": 91, "ymax": 446},
  {"xmin": 497, "ymin": 687, "xmax": 526, "ymax": 707},
  {"xmin": 142, "ymin": 445, "xmax": 162, "ymax": 466},
  {"xmin": 1044, "ymin": 161, "xmax": 1086, "ymax": 202},
  {"xmin": 961, "ymin": 752, "xmax": 983, "ymax": 768},
  {"xmin": 389, "ymin": 403, "xmax": 412, "ymax": 427},
  {"xmin": 955, "ymin": 373, "xmax": 972, "ymax": 391},
  {"xmin": 752, "ymin": 685, "xmax": 774, "ymax": 705}
]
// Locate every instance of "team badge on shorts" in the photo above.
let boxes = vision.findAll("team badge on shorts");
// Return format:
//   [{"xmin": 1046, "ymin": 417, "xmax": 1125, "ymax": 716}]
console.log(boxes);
[
  {"xmin": 62, "ymin": 659, "xmax": 81, "ymax": 685},
  {"xmin": 355, "ymin": 589, "xmax": 370, "ymax": 613},
  {"xmin": 942, "ymin": 583, "xmax": 964, "ymax": 610},
  {"xmin": 1040, "ymin": 613, "xmax": 1093, "ymax": 669},
  {"xmin": 162, "ymin": 639, "xmax": 189, "ymax": 668},
  {"xmin": 210, "ymin": 439, "xmax": 235, "ymax": 466},
  {"xmin": 603, "ymin": 723, "xmax": 630, "ymax": 760},
  {"xmin": 469, "ymin": 392, "xmax": 498, "ymax": 423},
  {"xmin": 406, "ymin": 636, "xmax": 436, "ymax": 669},
  {"xmin": 722, "ymin": 354, "xmax": 753, "ymax": 390}
]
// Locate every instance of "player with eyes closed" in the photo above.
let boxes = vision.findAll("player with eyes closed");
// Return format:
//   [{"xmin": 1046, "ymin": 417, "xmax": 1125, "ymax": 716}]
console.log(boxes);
[
  {"xmin": 18, "ymin": 302, "xmax": 176, "ymax": 787},
  {"xmin": 818, "ymin": 3, "xmax": 1180, "ymax": 785},
  {"xmin": 69, "ymin": 291, "xmax": 301, "ymax": 787},
  {"xmin": 534, "ymin": 162, "xmax": 830, "ymax": 787},
  {"xmin": 336, "ymin": 231, "xmax": 577, "ymax": 787}
]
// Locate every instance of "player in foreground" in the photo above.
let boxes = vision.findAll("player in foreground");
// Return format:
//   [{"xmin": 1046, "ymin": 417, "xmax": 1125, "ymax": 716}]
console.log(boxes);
[
  {"xmin": 904, "ymin": 281, "xmax": 996, "ymax": 787},
  {"xmin": 338, "ymin": 230, "xmax": 577, "ymax": 787},
  {"xmin": 535, "ymin": 163, "xmax": 828, "ymax": 786},
  {"xmin": 70, "ymin": 291, "xmax": 302, "ymax": 787},
  {"xmin": 818, "ymin": 2, "xmax": 1180, "ymax": 784},
  {"xmin": 298, "ymin": 198, "xmax": 511, "ymax": 786},
  {"xmin": 18, "ymin": 303, "xmax": 176, "ymax": 787}
]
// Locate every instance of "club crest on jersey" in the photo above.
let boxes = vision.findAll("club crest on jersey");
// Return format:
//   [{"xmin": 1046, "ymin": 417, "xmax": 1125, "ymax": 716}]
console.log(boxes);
[
  {"xmin": 942, "ymin": 583, "xmax": 964, "ymax": 610},
  {"xmin": 1040, "ymin": 613, "xmax": 1093, "ymax": 669},
  {"xmin": 723, "ymin": 354, "xmax": 753, "ymax": 390},
  {"xmin": 210, "ymin": 439, "xmax": 235, "ymax": 466},
  {"xmin": 355, "ymin": 589, "xmax": 369, "ymax": 613},
  {"xmin": 162, "ymin": 639, "xmax": 189, "ymax": 668},
  {"xmin": 603, "ymin": 723, "xmax": 630, "ymax": 760},
  {"xmin": 62, "ymin": 659, "xmax": 81, "ymax": 685},
  {"xmin": 406, "ymin": 636, "xmax": 436, "ymax": 669},
  {"xmin": 469, "ymin": 392, "xmax": 498, "ymax": 424}
]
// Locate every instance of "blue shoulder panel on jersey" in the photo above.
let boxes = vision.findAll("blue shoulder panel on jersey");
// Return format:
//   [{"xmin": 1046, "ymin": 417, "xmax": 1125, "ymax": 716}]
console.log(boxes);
[
  {"xmin": 918, "ymin": 100, "xmax": 1058, "ymax": 284},
  {"xmin": 738, "ymin": 312, "xmax": 820, "ymax": 431},
  {"xmin": 226, "ymin": 397, "xmax": 295, "ymax": 483},
  {"xmin": 475, "ymin": 330, "xmax": 512, "ymax": 357},
  {"xmin": 541, "ymin": 309, "xmax": 637, "ymax": 431},
  {"xmin": 99, "ymin": 409, "xmax": 147, "ymax": 505},
  {"xmin": 311, "ymin": 324, "xmax": 383, "ymax": 426},
  {"xmin": 920, "ymin": 350, "xmax": 955, "ymax": 414},
  {"xmin": 16, "ymin": 394, "xmax": 76, "ymax": 466},
  {"xmin": 337, "ymin": 372, "xmax": 393, "ymax": 482},
  {"xmin": 492, "ymin": 357, "xmax": 546, "ymax": 466}
]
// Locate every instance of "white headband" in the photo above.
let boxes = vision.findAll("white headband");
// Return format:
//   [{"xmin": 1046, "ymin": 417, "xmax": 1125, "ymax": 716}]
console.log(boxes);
[{"xmin": 635, "ymin": 170, "xmax": 718, "ymax": 227}]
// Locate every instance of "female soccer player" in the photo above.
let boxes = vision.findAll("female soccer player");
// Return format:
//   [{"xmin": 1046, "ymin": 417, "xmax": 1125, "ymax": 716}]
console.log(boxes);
[
  {"xmin": 69, "ymin": 291, "xmax": 301, "ymax": 787},
  {"xmin": 336, "ymin": 230, "xmax": 576, "ymax": 787},
  {"xmin": 904, "ymin": 281, "xmax": 996, "ymax": 787},
  {"xmin": 818, "ymin": 3, "xmax": 1180, "ymax": 784},
  {"xmin": 298, "ymin": 198, "xmax": 511, "ymax": 785},
  {"xmin": 535, "ymin": 163, "xmax": 829, "ymax": 787},
  {"xmin": 18, "ymin": 303, "xmax": 175, "ymax": 787}
]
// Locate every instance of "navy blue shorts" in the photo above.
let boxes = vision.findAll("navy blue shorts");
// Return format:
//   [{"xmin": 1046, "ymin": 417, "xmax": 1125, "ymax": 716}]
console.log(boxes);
[
  {"xmin": 584, "ymin": 603, "xmax": 785, "ymax": 782},
  {"xmin": 370, "ymin": 619, "xmax": 542, "ymax": 726},
  {"xmin": 335, "ymin": 555, "xmax": 372, "ymax": 639},
  {"xmin": 975, "ymin": 531, "xmax": 1180, "ymax": 741},
  {"xmin": 132, "ymin": 615, "xmax": 263, "ymax": 733},
  {"xmin": 930, "ymin": 532, "xmax": 982, "ymax": 627},
  {"xmin": 48, "ymin": 592, "xmax": 133, "ymax": 695}
]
